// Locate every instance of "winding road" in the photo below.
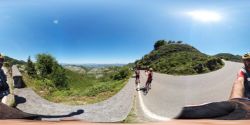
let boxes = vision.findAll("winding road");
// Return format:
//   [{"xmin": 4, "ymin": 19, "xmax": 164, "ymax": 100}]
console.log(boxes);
[
  {"xmin": 13, "ymin": 61, "xmax": 243, "ymax": 122},
  {"xmin": 136, "ymin": 61, "xmax": 243, "ymax": 121}
]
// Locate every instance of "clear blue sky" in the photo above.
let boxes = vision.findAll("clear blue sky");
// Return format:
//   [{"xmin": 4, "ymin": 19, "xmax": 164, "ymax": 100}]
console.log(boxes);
[{"xmin": 0, "ymin": 0, "xmax": 249, "ymax": 64}]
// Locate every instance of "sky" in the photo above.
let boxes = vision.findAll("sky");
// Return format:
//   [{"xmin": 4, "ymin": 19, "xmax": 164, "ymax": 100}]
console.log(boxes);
[{"xmin": 0, "ymin": 0, "xmax": 249, "ymax": 64}]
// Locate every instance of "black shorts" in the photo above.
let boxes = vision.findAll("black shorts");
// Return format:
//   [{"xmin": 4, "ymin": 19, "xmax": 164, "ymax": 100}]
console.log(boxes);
[
  {"xmin": 146, "ymin": 79, "xmax": 152, "ymax": 84},
  {"xmin": 136, "ymin": 75, "xmax": 140, "ymax": 79}
]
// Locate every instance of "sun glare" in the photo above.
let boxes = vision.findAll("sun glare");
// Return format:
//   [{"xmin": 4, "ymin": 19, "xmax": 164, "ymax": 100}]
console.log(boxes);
[{"xmin": 187, "ymin": 10, "xmax": 221, "ymax": 22}]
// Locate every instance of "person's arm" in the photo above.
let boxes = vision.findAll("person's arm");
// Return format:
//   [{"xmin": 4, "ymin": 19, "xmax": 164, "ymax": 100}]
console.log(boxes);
[{"xmin": 229, "ymin": 77, "xmax": 244, "ymax": 99}]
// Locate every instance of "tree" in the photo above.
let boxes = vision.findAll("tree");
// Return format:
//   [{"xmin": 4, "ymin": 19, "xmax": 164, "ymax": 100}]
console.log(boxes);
[
  {"xmin": 36, "ymin": 53, "xmax": 68, "ymax": 89},
  {"xmin": 154, "ymin": 40, "xmax": 166, "ymax": 50},
  {"xmin": 36, "ymin": 54, "xmax": 56, "ymax": 78},
  {"xmin": 50, "ymin": 64, "xmax": 68, "ymax": 89},
  {"xmin": 112, "ymin": 67, "xmax": 131, "ymax": 80},
  {"xmin": 26, "ymin": 56, "xmax": 36, "ymax": 77},
  {"xmin": 177, "ymin": 41, "xmax": 183, "ymax": 44}
]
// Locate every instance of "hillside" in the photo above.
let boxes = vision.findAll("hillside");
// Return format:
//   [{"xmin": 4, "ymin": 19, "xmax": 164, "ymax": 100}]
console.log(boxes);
[
  {"xmin": 22, "ymin": 53, "xmax": 132, "ymax": 105},
  {"xmin": 4, "ymin": 56, "xmax": 26, "ymax": 65},
  {"xmin": 214, "ymin": 53, "xmax": 242, "ymax": 62},
  {"xmin": 135, "ymin": 40, "xmax": 224, "ymax": 75},
  {"xmin": 63, "ymin": 65, "xmax": 87, "ymax": 74}
]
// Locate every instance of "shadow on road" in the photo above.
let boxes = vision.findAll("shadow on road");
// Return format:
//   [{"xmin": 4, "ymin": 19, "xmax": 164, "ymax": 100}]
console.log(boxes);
[
  {"xmin": 38, "ymin": 109, "xmax": 84, "ymax": 119},
  {"xmin": 14, "ymin": 95, "xmax": 26, "ymax": 106},
  {"xmin": 12, "ymin": 95, "xmax": 84, "ymax": 120},
  {"xmin": 136, "ymin": 87, "xmax": 150, "ymax": 95}
]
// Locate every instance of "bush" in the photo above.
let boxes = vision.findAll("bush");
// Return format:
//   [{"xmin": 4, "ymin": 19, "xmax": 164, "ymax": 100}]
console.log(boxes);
[
  {"xmin": 154, "ymin": 40, "xmax": 166, "ymax": 50},
  {"xmin": 205, "ymin": 58, "xmax": 222, "ymax": 71},
  {"xmin": 50, "ymin": 65, "xmax": 68, "ymax": 89},
  {"xmin": 111, "ymin": 67, "xmax": 131, "ymax": 80},
  {"xmin": 86, "ymin": 83, "xmax": 112, "ymax": 97}
]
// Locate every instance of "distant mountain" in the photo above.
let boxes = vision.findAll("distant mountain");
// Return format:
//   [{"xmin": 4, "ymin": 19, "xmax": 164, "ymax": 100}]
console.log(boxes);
[
  {"xmin": 62, "ymin": 63, "xmax": 126, "ymax": 68},
  {"xmin": 62, "ymin": 63, "xmax": 126, "ymax": 74},
  {"xmin": 135, "ymin": 40, "xmax": 224, "ymax": 75},
  {"xmin": 81, "ymin": 63, "xmax": 126, "ymax": 68},
  {"xmin": 214, "ymin": 53, "xmax": 242, "ymax": 62},
  {"xmin": 63, "ymin": 65, "xmax": 86, "ymax": 74}
]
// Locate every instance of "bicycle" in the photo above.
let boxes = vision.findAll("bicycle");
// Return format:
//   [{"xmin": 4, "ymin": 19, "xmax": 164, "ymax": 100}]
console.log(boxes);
[
  {"xmin": 144, "ymin": 79, "xmax": 152, "ymax": 94},
  {"xmin": 135, "ymin": 76, "xmax": 140, "ymax": 89}
]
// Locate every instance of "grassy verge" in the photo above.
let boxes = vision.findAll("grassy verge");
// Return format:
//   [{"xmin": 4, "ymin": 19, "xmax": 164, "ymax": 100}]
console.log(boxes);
[
  {"xmin": 122, "ymin": 95, "xmax": 138, "ymax": 123},
  {"xmin": 22, "ymin": 69, "xmax": 130, "ymax": 105}
]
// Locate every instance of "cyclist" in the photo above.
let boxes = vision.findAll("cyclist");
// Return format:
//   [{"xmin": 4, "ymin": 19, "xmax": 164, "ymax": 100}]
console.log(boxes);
[
  {"xmin": 145, "ymin": 68, "xmax": 153, "ymax": 93},
  {"xmin": 135, "ymin": 67, "xmax": 140, "ymax": 86},
  {"xmin": 230, "ymin": 52, "xmax": 250, "ymax": 99}
]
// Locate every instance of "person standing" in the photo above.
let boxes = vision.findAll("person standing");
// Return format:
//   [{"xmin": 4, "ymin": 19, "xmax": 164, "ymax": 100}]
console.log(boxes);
[
  {"xmin": 0, "ymin": 54, "xmax": 10, "ymax": 103},
  {"xmin": 230, "ymin": 52, "xmax": 250, "ymax": 99}
]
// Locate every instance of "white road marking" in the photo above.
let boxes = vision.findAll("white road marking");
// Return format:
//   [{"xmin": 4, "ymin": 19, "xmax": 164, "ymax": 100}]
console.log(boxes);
[{"xmin": 137, "ymin": 84, "xmax": 171, "ymax": 121}]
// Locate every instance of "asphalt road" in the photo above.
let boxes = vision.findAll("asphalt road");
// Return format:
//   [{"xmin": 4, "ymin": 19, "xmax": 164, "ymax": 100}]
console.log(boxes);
[{"xmin": 138, "ymin": 61, "xmax": 243, "ymax": 119}]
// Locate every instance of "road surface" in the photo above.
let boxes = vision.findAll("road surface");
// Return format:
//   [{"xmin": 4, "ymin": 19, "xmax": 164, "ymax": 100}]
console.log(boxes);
[{"xmin": 136, "ymin": 61, "xmax": 243, "ymax": 120}]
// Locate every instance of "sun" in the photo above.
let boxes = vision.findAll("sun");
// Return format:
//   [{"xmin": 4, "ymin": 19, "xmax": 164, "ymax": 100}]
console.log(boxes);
[
  {"xmin": 187, "ymin": 10, "xmax": 221, "ymax": 22},
  {"xmin": 53, "ymin": 20, "xmax": 59, "ymax": 24}
]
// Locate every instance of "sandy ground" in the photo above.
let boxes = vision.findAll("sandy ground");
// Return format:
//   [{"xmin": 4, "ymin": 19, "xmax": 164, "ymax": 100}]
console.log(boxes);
[{"xmin": 1, "ymin": 120, "xmax": 250, "ymax": 125}]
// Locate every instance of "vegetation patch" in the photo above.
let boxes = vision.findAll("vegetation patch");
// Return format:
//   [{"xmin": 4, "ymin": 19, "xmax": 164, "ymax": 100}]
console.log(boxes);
[
  {"xmin": 135, "ymin": 40, "xmax": 224, "ymax": 75},
  {"xmin": 22, "ymin": 53, "xmax": 132, "ymax": 105},
  {"xmin": 214, "ymin": 53, "xmax": 242, "ymax": 62}
]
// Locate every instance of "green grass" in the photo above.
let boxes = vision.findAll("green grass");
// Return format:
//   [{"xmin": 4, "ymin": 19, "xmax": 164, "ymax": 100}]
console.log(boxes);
[
  {"xmin": 22, "ymin": 68, "xmax": 131, "ymax": 105},
  {"xmin": 122, "ymin": 95, "xmax": 137, "ymax": 123}
]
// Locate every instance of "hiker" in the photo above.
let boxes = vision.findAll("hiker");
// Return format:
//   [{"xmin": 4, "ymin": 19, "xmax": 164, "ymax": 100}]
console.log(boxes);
[
  {"xmin": 135, "ymin": 66, "xmax": 140, "ymax": 86},
  {"xmin": 0, "ymin": 54, "xmax": 10, "ymax": 103},
  {"xmin": 230, "ymin": 52, "xmax": 250, "ymax": 99}
]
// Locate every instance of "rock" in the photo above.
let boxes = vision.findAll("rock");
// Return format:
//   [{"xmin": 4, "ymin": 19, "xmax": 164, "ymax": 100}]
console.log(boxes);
[{"xmin": 1, "ymin": 94, "xmax": 15, "ymax": 107}]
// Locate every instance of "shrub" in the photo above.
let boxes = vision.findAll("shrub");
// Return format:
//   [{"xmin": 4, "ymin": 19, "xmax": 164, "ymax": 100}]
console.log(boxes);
[
  {"xmin": 111, "ymin": 67, "xmax": 131, "ymax": 80},
  {"xmin": 50, "ymin": 65, "xmax": 68, "ymax": 89},
  {"xmin": 154, "ymin": 40, "xmax": 166, "ymax": 50},
  {"xmin": 86, "ymin": 83, "xmax": 112, "ymax": 97}
]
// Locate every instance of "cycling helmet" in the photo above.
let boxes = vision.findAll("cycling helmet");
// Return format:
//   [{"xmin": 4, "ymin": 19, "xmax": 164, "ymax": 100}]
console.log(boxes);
[
  {"xmin": 149, "ymin": 68, "xmax": 153, "ymax": 71},
  {"xmin": 242, "ymin": 52, "xmax": 250, "ymax": 60}
]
